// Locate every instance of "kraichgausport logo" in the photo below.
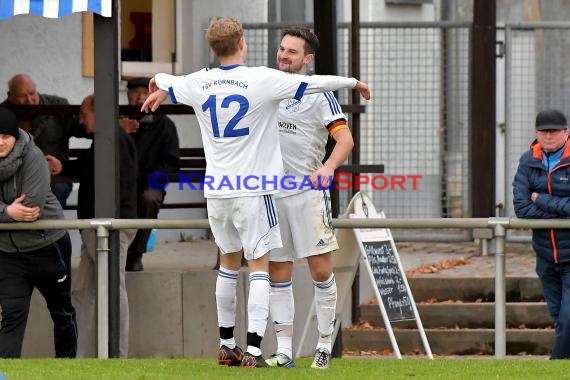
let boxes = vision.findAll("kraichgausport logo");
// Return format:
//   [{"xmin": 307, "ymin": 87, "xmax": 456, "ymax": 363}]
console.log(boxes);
[{"xmin": 147, "ymin": 172, "xmax": 422, "ymax": 192}]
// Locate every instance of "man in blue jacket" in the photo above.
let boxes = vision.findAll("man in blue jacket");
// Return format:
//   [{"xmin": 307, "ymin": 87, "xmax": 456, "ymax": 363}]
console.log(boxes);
[{"xmin": 513, "ymin": 109, "xmax": 570, "ymax": 359}]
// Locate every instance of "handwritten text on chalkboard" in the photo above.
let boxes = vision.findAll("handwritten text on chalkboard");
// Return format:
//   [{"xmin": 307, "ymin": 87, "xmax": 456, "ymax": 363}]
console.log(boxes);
[{"xmin": 363, "ymin": 241, "xmax": 415, "ymax": 321}]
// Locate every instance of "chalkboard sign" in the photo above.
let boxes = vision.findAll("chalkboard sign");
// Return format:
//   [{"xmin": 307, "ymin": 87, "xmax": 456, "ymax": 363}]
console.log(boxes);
[{"xmin": 363, "ymin": 240, "xmax": 415, "ymax": 321}]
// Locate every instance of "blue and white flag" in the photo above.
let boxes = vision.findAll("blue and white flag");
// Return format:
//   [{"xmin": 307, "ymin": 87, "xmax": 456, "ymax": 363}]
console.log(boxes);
[{"xmin": 0, "ymin": 0, "xmax": 112, "ymax": 19}]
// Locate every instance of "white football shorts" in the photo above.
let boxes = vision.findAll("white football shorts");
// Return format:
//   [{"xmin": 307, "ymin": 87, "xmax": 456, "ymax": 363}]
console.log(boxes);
[
  {"xmin": 207, "ymin": 194, "xmax": 283, "ymax": 260},
  {"xmin": 270, "ymin": 190, "xmax": 338, "ymax": 262}
]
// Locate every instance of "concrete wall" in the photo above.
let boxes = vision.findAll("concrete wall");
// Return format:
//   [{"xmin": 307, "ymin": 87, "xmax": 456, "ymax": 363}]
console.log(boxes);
[{"xmin": 21, "ymin": 263, "xmax": 317, "ymax": 358}]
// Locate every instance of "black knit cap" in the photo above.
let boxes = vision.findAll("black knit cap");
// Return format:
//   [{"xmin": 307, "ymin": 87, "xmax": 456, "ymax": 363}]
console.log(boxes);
[
  {"xmin": 536, "ymin": 109, "xmax": 568, "ymax": 131},
  {"xmin": 127, "ymin": 77, "xmax": 150, "ymax": 90},
  {"xmin": 0, "ymin": 107, "xmax": 19, "ymax": 139}
]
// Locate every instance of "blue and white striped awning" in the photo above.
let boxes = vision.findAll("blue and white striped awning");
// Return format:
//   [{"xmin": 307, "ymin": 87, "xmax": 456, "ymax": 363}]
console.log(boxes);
[{"xmin": 0, "ymin": 0, "xmax": 112, "ymax": 19}]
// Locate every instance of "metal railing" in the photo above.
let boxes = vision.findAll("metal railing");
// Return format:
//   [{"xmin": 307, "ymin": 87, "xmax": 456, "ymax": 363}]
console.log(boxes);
[{"xmin": 1, "ymin": 216, "xmax": 559, "ymax": 359}]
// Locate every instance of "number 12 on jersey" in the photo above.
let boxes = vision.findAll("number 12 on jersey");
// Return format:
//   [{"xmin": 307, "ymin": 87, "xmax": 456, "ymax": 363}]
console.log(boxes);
[{"xmin": 202, "ymin": 94, "xmax": 250, "ymax": 137}]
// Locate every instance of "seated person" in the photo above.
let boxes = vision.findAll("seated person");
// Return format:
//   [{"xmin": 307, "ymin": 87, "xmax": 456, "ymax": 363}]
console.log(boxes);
[
  {"xmin": 1, "ymin": 74, "xmax": 86, "ymax": 207},
  {"xmin": 66, "ymin": 94, "xmax": 138, "ymax": 357},
  {"xmin": 120, "ymin": 77, "xmax": 180, "ymax": 271}
]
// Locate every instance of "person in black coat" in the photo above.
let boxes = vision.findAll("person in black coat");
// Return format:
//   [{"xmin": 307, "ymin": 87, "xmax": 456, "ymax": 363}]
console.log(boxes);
[{"xmin": 120, "ymin": 77, "xmax": 180, "ymax": 271}]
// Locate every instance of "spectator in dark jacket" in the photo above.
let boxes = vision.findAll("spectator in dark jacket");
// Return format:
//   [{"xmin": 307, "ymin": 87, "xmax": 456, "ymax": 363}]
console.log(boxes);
[
  {"xmin": 0, "ymin": 107, "xmax": 76, "ymax": 358},
  {"xmin": 2, "ymin": 74, "xmax": 86, "ymax": 207},
  {"xmin": 68, "ymin": 94, "xmax": 138, "ymax": 357},
  {"xmin": 120, "ymin": 77, "xmax": 180, "ymax": 271},
  {"xmin": 513, "ymin": 109, "xmax": 570, "ymax": 359}
]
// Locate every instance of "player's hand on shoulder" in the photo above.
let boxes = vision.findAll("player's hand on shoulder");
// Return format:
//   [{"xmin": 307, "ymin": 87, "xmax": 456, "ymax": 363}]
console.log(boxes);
[{"xmin": 355, "ymin": 80, "xmax": 371, "ymax": 100}]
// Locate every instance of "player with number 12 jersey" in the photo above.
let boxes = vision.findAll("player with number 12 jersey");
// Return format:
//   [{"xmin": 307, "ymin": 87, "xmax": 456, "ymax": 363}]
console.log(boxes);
[{"xmin": 153, "ymin": 67, "xmax": 358, "ymax": 198}]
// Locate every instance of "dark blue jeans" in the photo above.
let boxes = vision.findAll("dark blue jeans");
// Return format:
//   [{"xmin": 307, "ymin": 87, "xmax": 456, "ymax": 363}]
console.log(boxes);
[{"xmin": 536, "ymin": 254, "xmax": 570, "ymax": 359}]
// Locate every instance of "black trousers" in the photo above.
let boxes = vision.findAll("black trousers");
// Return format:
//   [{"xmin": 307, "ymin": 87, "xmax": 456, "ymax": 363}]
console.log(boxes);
[
  {"xmin": 0, "ymin": 233, "xmax": 77, "ymax": 358},
  {"xmin": 129, "ymin": 187, "xmax": 165, "ymax": 254}
]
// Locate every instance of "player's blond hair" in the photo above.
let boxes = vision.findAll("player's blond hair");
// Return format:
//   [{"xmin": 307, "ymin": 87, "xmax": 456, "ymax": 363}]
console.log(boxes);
[{"xmin": 206, "ymin": 17, "xmax": 244, "ymax": 58}]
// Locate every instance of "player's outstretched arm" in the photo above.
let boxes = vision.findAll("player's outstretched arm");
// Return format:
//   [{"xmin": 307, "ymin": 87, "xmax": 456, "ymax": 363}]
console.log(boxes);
[
  {"xmin": 141, "ymin": 90, "xmax": 168, "ymax": 113},
  {"xmin": 355, "ymin": 80, "xmax": 371, "ymax": 100}
]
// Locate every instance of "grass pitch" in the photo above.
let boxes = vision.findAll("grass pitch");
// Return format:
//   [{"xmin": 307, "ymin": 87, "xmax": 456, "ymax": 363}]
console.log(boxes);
[{"xmin": 0, "ymin": 357, "xmax": 562, "ymax": 380}]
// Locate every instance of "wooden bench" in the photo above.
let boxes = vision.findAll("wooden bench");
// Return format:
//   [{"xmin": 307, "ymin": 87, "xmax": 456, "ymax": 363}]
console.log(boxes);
[
  {"xmin": 63, "ymin": 147, "xmax": 207, "ymax": 211},
  {"xmin": 160, "ymin": 147, "xmax": 207, "ymax": 209}
]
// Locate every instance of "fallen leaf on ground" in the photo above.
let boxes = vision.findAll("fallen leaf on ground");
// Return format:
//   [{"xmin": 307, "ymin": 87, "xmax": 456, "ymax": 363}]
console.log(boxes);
[
  {"xmin": 352, "ymin": 321, "xmax": 374, "ymax": 330},
  {"xmin": 342, "ymin": 349, "xmax": 392, "ymax": 356},
  {"xmin": 406, "ymin": 257, "xmax": 470, "ymax": 276}
]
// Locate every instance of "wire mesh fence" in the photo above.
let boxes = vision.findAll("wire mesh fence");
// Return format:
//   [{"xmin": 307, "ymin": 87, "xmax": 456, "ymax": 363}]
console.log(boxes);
[
  {"xmin": 359, "ymin": 23, "xmax": 471, "ymax": 218},
  {"xmin": 504, "ymin": 23, "xmax": 570, "ymax": 218},
  {"xmin": 243, "ymin": 21, "xmax": 471, "ymax": 218}
]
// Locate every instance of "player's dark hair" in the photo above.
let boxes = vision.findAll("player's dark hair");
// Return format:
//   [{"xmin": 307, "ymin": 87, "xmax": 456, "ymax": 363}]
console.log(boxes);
[{"xmin": 282, "ymin": 27, "xmax": 319, "ymax": 55}]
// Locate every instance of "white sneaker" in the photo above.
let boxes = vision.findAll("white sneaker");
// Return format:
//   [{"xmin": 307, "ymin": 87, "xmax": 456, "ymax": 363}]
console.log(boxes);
[
  {"xmin": 310, "ymin": 348, "xmax": 331, "ymax": 369},
  {"xmin": 265, "ymin": 352, "xmax": 296, "ymax": 368}
]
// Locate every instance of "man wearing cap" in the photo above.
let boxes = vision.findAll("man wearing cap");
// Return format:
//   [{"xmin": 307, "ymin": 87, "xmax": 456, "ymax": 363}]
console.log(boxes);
[
  {"xmin": 0, "ymin": 107, "xmax": 77, "ymax": 358},
  {"xmin": 120, "ymin": 77, "xmax": 180, "ymax": 271},
  {"xmin": 513, "ymin": 109, "xmax": 570, "ymax": 359}
]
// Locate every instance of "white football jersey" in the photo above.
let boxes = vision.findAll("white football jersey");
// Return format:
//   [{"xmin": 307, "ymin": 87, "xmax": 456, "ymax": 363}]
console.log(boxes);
[
  {"xmin": 275, "ymin": 92, "xmax": 347, "ymax": 199},
  {"xmin": 155, "ymin": 66, "xmax": 356, "ymax": 198}
]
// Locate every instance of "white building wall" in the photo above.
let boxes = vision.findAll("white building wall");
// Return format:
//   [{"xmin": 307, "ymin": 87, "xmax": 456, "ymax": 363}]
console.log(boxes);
[
  {"xmin": 177, "ymin": 0, "xmax": 268, "ymax": 73},
  {"xmin": 0, "ymin": 13, "xmax": 93, "ymax": 104}
]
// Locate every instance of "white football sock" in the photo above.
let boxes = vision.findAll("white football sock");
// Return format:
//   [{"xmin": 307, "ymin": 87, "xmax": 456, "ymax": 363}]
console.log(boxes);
[
  {"xmin": 216, "ymin": 266, "xmax": 238, "ymax": 347},
  {"xmin": 314, "ymin": 273, "xmax": 337, "ymax": 352},
  {"xmin": 269, "ymin": 280, "xmax": 294, "ymax": 358},
  {"xmin": 248, "ymin": 271, "xmax": 270, "ymax": 338}
]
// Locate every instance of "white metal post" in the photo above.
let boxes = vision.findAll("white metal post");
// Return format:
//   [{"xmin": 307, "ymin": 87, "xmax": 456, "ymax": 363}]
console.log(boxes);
[{"xmin": 490, "ymin": 218, "xmax": 509, "ymax": 358}]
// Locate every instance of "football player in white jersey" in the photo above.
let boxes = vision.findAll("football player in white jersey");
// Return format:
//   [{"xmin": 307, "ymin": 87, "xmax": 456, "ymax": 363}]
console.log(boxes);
[
  {"xmin": 141, "ymin": 17, "xmax": 370, "ymax": 368},
  {"xmin": 265, "ymin": 27, "xmax": 354, "ymax": 369}
]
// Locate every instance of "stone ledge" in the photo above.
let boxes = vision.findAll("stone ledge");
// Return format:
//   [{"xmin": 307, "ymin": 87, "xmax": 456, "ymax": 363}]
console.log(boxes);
[{"xmin": 359, "ymin": 303, "xmax": 553, "ymax": 329}]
